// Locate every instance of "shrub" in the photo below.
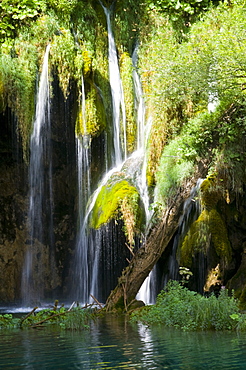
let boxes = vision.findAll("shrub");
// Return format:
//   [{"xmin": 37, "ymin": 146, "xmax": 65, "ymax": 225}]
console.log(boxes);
[{"xmin": 131, "ymin": 280, "xmax": 244, "ymax": 331}]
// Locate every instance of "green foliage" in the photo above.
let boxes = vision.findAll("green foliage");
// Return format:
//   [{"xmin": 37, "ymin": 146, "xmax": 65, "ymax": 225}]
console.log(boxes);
[
  {"xmin": 145, "ymin": 0, "xmax": 219, "ymax": 40},
  {"xmin": 0, "ymin": 0, "xmax": 46, "ymax": 41},
  {"xmin": 155, "ymin": 136, "xmax": 195, "ymax": 205},
  {"xmin": 114, "ymin": 0, "xmax": 144, "ymax": 52},
  {"xmin": 0, "ymin": 314, "xmax": 19, "ymax": 329},
  {"xmin": 0, "ymin": 306, "xmax": 93, "ymax": 330},
  {"xmin": 50, "ymin": 29, "xmax": 78, "ymax": 97},
  {"xmin": 76, "ymin": 83, "xmax": 106, "ymax": 138},
  {"xmin": 0, "ymin": 44, "xmax": 37, "ymax": 159},
  {"xmin": 131, "ymin": 280, "xmax": 243, "ymax": 331},
  {"xmin": 142, "ymin": 2, "xmax": 246, "ymax": 192}
]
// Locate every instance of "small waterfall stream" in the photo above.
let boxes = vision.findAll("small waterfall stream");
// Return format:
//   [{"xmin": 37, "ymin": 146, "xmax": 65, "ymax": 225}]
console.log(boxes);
[
  {"xmin": 102, "ymin": 3, "xmax": 127, "ymax": 165},
  {"xmin": 73, "ymin": 74, "xmax": 92, "ymax": 303},
  {"xmin": 21, "ymin": 44, "xmax": 53, "ymax": 305}
]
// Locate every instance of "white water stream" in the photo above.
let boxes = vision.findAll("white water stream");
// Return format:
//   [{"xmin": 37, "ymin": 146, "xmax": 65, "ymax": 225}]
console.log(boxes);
[
  {"xmin": 21, "ymin": 44, "xmax": 53, "ymax": 305},
  {"xmin": 102, "ymin": 4, "xmax": 127, "ymax": 165}
]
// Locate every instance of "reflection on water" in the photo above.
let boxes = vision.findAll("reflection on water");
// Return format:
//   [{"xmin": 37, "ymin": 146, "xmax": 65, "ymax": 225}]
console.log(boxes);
[{"xmin": 0, "ymin": 315, "xmax": 246, "ymax": 369}]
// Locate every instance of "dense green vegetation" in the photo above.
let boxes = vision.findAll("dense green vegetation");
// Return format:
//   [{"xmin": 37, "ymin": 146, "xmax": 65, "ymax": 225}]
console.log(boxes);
[
  {"xmin": 2, "ymin": 0, "xmax": 245, "ymax": 190},
  {"xmin": 131, "ymin": 281, "xmax": 246, "ymax": 331},
  {"xmin": 142, "ymin": 2, "xmax": 246, "ymax": 194},
  {"xmin": 0, "ymin": 304, "xmax": 94, "ymax": 330}
]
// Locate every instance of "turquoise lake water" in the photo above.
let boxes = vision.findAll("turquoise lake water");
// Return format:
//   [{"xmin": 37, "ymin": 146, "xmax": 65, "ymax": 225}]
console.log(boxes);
[{"xmin": 1, "ymin": 314, "xmax": 246, "ymax": 369}]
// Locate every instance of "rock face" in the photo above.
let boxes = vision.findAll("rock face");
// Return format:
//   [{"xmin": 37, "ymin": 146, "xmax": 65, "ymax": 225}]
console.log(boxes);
[
  {"xmin": 0, "ymin": 107, "xmax": 27, "ymax": 302},
  {"xmin": 0, "ymin": 80, "xmax": 78, "ymax": 303}
]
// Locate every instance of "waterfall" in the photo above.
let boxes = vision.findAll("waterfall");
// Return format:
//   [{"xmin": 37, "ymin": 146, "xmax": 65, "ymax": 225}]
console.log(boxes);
[
  {"xmin": 21, "ymin": 44, "xmax": 53, "ymax": 305},
  {"xmin": 132, "ymin": 47, "xmax": 155, "ymax": 304},
  {"xmin": 72, "ymin": 71, "xmax": 93, "ymax": 303},
  {"xmin": 72, "ymin": 4, "xmax": 129, "ymax": 304},
  {"xmin": 208, "ymin": 63, "xmax": 219, "ymax": 113},
  {"xmin": 72, "ymin": 7, "xmax": 154, "ymax": 304},
  {"xmin": 102, "ymin": 4, "xmax": 127, "ymax": 165},
  {"xmin": 132, "ymin": 47, "xmax": 152, "ymax": 224}
]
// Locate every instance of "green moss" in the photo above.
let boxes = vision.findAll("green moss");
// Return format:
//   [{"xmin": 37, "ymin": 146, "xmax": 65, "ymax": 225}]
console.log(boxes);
[
  {"xmin": 50, "ymin": 29, "xmax": 77, "ymax": 97},
  {"xmin": 76, "ymin": 82, "xmax": 106, "ymax": 137},
  {"xmin": 180, "ymin": 207, "xmax": 231, "ymax": 268},
  {"xmin": 180, "ymin": 209, "xmax": 210, "ymax": 267},
  {"xmin": 208, "ymin": 209, "xmax": 231, "ymax": 263},
  {"xmin": 120, "ymin": 52, "xmax": 136, "ymax": 154},
  {"xmin": 90, "ymin": 180, "xmax": 139, "ymax": 231},
  {"xmin": 200, "ymin": 174, "xmax": 220, "ymax": 210},
  {"xmin": 238, "ymin": 286, "xmax": 246, "ymax": 310},
  {"xmin": 82, "ymin": 49, "xmax": 92, "ymax": 77}
]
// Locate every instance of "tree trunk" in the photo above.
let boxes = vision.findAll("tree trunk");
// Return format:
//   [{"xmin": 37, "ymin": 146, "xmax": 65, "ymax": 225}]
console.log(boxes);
[{"xmin": 105, "ymin": 185, "xmax": 193, "ymax": 311}]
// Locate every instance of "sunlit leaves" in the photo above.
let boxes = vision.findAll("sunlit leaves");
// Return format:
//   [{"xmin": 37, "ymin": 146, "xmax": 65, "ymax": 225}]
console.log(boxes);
[{"xmin": 0, "ymin": 0, "xmax": 45, "ymax": 40}]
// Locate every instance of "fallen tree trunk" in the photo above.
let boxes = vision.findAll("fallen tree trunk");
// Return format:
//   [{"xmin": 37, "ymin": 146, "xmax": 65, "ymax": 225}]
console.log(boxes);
[{"xmin": 105, "ymin": 184, "xmax": 193, "ymax": 311}]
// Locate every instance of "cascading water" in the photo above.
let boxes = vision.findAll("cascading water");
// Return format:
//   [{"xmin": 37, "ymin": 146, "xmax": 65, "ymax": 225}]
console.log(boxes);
[
  {"xmin": 132, "ymin": 47, "xmax": 156, "ymax": 304},
  {"xmin": 21, "ymin": 44, "xmax": 54, "ymax": 306},
  {"xmin": 72, "ymin": 4, "xmax": 129, "ymax": 304},
  {"xmin": 73, "ymin": 73, "xmax": 92, "ymax": 303},
  {"xmin": 132, "ymin": 46, "xmax": 152, "ymax": 225},
  {"xmin": 101, "ymin": 3, "xmax": 127, "ymax": 165},
  {"xmin": 73, "ymin": 7, "xmax": 154, "ymax": 304}
]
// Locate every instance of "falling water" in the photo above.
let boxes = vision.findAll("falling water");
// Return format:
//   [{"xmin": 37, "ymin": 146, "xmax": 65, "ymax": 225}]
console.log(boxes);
[
  {"xmin": 208, "ymin": 64, "xmax": 219, "ymax": 113},
  {"xmin": 101, "ymin": 3, "xmax": 127, "ymax": 165},
  {"xmin": 21, "ymin": 44, "xmax": 53, "ymax": 305},
  {"xmin": 73, "ymin": 8, "xmax": 155, "ymax": 304},
  {"xmin": 74, "ymin": 78, "xmax": 92, "ymax": 302},
  {"xmin": 132, "ymin": 47, "xmax": 155, "ymax": 304},
  {"xmin": 132, "ymin": 45, "xmax": 145, "ymax": 151},
  {"xmin": 132, "ymin": 51, "xmax": 153, "ymax": 224},
  {"xmin": 72, "ymin": 4, "xmax": 129, "ymax": 304}
]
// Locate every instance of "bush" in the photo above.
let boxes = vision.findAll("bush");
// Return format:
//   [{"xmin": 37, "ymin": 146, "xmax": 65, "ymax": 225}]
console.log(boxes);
[{"xmin": 131, "ymin": 280, "xmax": 245, "ymax": 331}]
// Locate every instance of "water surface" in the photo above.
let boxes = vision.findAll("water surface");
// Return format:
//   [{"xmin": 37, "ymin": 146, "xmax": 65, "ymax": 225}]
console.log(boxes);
[{"xmin": 1, "ymin": 315, "xmax": 246, "ymax": 369}]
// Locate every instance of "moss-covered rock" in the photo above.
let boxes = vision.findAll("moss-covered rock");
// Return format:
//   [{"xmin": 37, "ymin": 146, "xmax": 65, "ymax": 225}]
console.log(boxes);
[
  {"xmin": 90, "ymin": 179, "xmax": 138, "ymax": 228},
  {"xmin": 180, "ymin": 175, "xmax": 231, "ymax": 268},
  {"xmin": 200, "ymin": 174, "xmax": 221, "ymax": 210},
  {"xmin": 90, "ymin": 179, "xmax": 142, "ymax": 246},
  {"xmin": 227, "ymin": 245, "xmax": 246, "ymax": 310}
]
